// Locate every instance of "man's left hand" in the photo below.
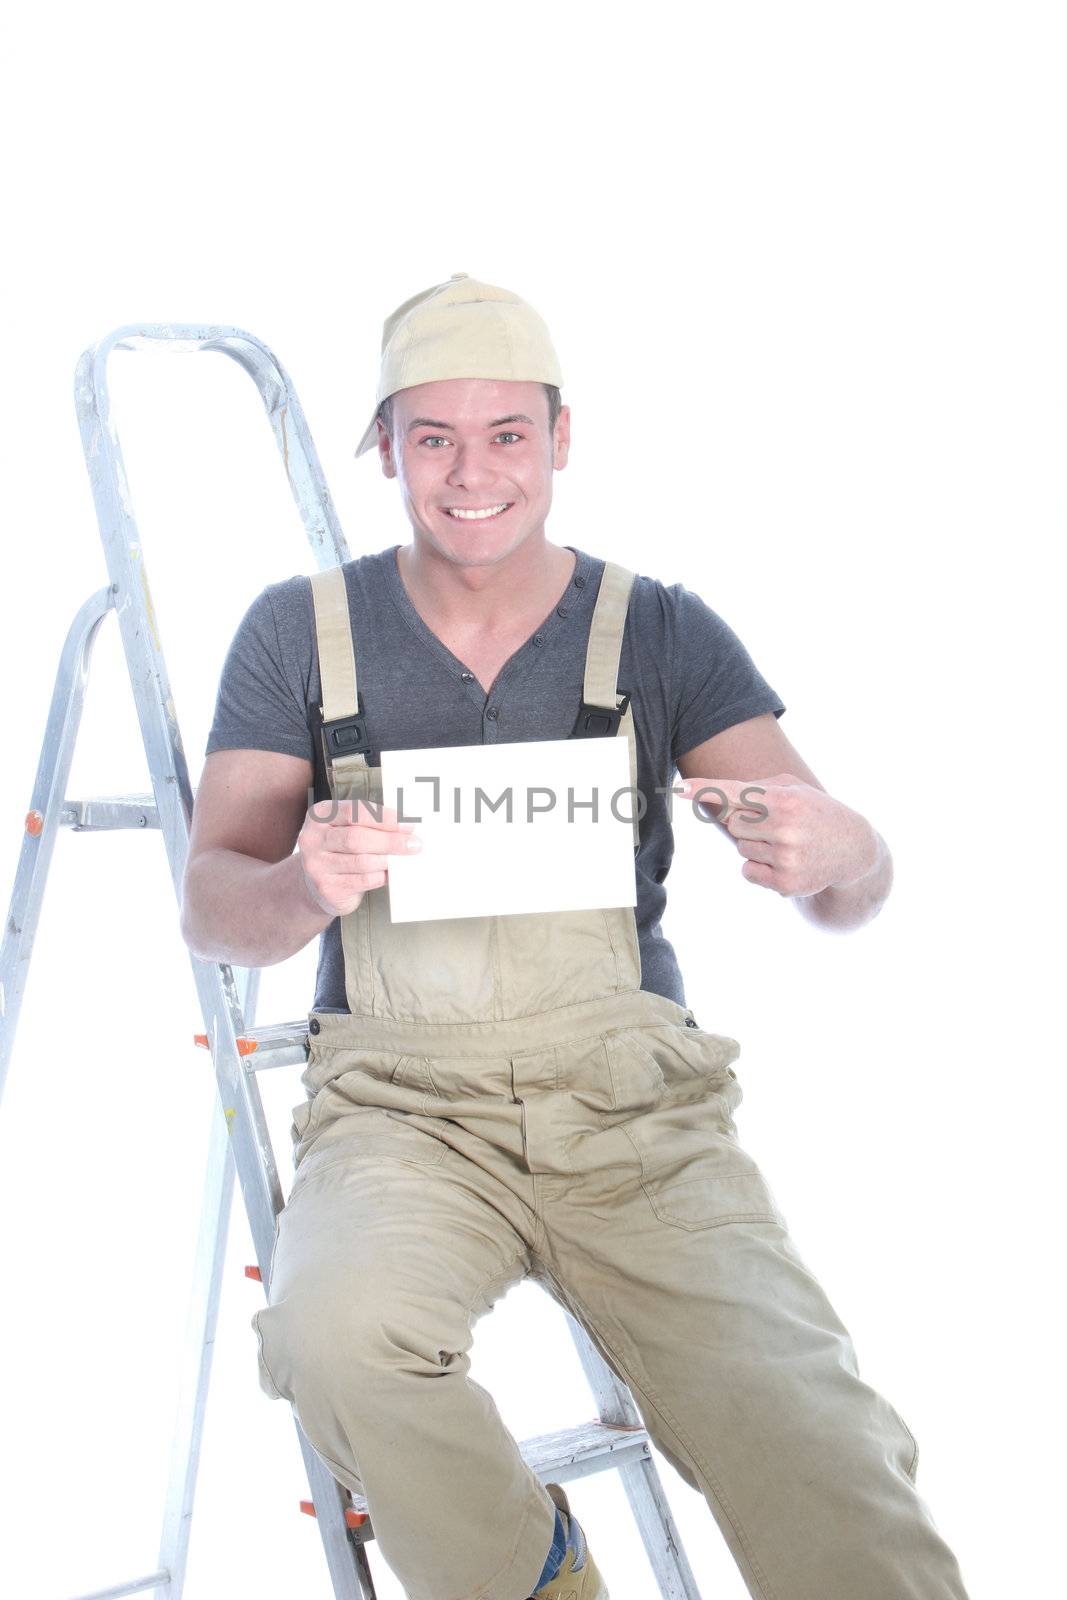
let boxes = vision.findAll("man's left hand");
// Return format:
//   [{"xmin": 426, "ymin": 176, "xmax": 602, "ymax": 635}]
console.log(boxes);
[{"xmin": 676, "ymin": 772, "xmax": 880, "ymax": 899}]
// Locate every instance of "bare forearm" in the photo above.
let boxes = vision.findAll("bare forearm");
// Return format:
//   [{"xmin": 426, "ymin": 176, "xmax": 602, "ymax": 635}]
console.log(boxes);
[
  {"xmin": 795, "ymin": 828, "xmax": 894, "ymax": 933},
  {"xmin": 180, "ymin": 848, "xmax": 334, "ymax": 968}
]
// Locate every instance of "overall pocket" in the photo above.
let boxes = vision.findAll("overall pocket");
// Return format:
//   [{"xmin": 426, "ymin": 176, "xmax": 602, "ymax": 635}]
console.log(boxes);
[
  {"xmin": 291, "ymin": 1052, "xmax": 420, "ymax": 1147},
  {"xmin": 290, "ymin": 1102, "xmax": 451, "ymax": 1192},
  {"xmin": 620, "ymin": 1085, "xmax": 785, "ymax": 1231},
  {"xmin": 604, "ymin": 1023, "xmax": 741, "ymax": 1110}
]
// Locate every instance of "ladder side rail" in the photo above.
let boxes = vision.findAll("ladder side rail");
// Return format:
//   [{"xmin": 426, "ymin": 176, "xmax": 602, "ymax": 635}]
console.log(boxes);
[
  {"xmin": 153, "ymin": 1101, "xmax": 235, "ymax": 1600},
  {"xmin": 616, "ymin": 1456, "xmax": 704, "ymax": 1600},
  {"xmin": 562, "ymin": 1309, "xmax": 645, "ymax": 1429},
  {"xmin": 68, "ymin": 321, "xmax": 312, "ymax": 1298},
  {"xmin": 66, "ymin": 318, "xmax": 369, "ymax": 1297},
  {"xmin": 0, "ymin": 596, "xmax": 273, "ymax": 1600},
  {"xmin": 153, "ymin": 962, "xmax": 258, "ymax": 1599},
  {"xmin": 72, "ymin": 322, "xmax": 356, "ymax": 900},
  {"xmin": 562, "ymin": 1313, "xmax": 704, "ymax": 1598},
  {"xmin": 0, "ymin": 586, "xmax": 115, "ymax": 1103},
  {"xmin": 72, "ymin": 324, "xmax": 369, "ymax": 1594},
  {"xmin": 68, "ymin": 1572, "xmax": 170, "ymax": 1600},
  {"xmin": 183, "ymin": 963, "xmax": 284, "ymax": 1267},
  {"xmin": 298, "ymin": 1441, "xmax": 377, "ymax": 1600},
  {"xmin": 76, "ymin": 323, "xmax": 352, "ymax": 574},
  {"xmin": 74, "ymin": 338, "xmax": 197, "ymax": 905},
  {"xmin": 199, "ymin": 331, "xmax": 351, "ymax": 571}
]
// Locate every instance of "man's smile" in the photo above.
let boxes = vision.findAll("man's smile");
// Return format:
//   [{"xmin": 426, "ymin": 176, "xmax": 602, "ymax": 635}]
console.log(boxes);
[{"xmin": 442, "ymin": 502, "xmax": 514, "ymax": 521}]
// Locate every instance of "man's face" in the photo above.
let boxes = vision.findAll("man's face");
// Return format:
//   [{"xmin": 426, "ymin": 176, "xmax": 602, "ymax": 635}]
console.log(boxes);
[{"xmin": 376, "ymin": 377, "xmax": 570, "ymax": 568}]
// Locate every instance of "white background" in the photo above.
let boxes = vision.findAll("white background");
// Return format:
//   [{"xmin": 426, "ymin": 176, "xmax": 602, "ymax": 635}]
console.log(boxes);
[{"xmin": 0, "ymin": 5, "xmax": 1063, "ymax": 1598}]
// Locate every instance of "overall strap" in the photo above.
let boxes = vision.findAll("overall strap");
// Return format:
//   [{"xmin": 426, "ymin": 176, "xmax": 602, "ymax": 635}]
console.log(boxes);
[
  {"xmin": 309, "ymin": 565, "xmax": 372, "ymax": 793},
  {"xmin": 311, "ymin": 558, "xmax": 641, "ymax": 849},
  {"xmin": 572, "ymin": 560, "xmax": 640, "ymax": 851}
]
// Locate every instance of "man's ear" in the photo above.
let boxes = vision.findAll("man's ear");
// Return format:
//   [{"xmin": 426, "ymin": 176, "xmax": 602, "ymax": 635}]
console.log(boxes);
[
  {"xmin": 553, "ymin": 404, "xmax": 571, "ymax": 468},
  {"xmin": 378, "ymin": 419, "xmax": 396, "ymax": 477}
]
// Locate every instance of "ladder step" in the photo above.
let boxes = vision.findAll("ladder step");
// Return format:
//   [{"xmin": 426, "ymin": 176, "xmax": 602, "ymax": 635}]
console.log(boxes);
[
  {"xmin": 520, "ymin": 1417, "xmax": 652, "ymax": 1483},
  {"xmin": 55, "ymin": 794, "xmax": 160, "ymax": 830},
  {"xmin": 193, "ymin": 1019, "xmax": 310, "ymax": 1070},
  {"xmin": 300, "ymin": 1418, "xmax": 653, "ymax": 1531}
]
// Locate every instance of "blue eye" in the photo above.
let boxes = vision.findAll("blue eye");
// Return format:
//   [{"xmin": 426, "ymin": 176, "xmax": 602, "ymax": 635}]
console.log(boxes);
[{"xmin": 418, "ymin": 432, "xmax": 523, "ymax": 447}]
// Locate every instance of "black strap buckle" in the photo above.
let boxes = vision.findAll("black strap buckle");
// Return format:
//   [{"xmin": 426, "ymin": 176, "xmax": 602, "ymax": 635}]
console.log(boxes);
[
  {"xmin": 320, "ymin": 700, "xmax": 372, "ymax": 760},
  {"xmin": 570, "ymin": 689, "xmax": 631, "ymax": 738}
]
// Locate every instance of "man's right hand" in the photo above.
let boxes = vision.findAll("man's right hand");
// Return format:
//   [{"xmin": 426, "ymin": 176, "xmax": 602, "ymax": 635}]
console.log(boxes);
[{"xmin": 297, "ymin": 796, "xmax": 423, "ymax": 917}]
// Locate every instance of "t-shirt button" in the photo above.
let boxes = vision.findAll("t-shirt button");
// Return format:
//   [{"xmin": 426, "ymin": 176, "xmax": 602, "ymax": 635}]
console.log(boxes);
[
  {"xmin": 461, "ymin": 670, "xmax": 474, "ymax": 681},
  {"xmin": 573, "ymin": 574, "xmax": 586, "ymax": 589},
  {"xmin": 556, "ymin": 605, "xmax": 569, "ymax": 618},
  {"xmin": 532, "ymin": 634, "xmax": 544, "ymax": 646},
  {"xmin": 486, "ymin": 706, "xmax": 499, "ymax": 720}
]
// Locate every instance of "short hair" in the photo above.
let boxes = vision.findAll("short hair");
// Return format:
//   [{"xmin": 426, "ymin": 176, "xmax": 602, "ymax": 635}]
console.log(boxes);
[{"xmin": 376, "ymin": 383, "xmax": 562, "ymax": 447}]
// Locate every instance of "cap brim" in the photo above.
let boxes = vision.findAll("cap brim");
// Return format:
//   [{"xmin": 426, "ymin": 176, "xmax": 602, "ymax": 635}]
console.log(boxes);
[{"xmin": 353, "ymin": 410, "xmax": 381, "ymax": 458}]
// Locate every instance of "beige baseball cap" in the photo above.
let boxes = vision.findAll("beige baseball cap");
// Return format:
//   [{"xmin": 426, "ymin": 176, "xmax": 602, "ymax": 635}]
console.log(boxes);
[{"xmin": 354, "ymin": 271, "xmax": 564, "ymax": 457}]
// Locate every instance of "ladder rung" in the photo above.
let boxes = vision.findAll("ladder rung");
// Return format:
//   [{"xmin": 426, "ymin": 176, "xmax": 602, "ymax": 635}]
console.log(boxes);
[
  {"xmin": 193, "ymin": 1019, "xmax": 310, "ymax": 1071},
  {"xmin": 298, "ymin": 1418, "xmax": 653, "ymax": 1535},
  {"xmin": 520, "ymin": 1418, "xmax": 653, "ymax": 1482},
  {"xmin": 56, "ymin": 794, "xmax": 160, "ymax": 830},
  {"xmin": 66, "ymin": 1569, "xmax": 169, "ymax": 1600}
]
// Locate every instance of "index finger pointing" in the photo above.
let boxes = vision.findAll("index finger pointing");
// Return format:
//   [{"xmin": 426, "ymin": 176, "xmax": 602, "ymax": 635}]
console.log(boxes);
[{"xmin": 679, "ymin": 778, "xmax": 771, "ymax": 818}]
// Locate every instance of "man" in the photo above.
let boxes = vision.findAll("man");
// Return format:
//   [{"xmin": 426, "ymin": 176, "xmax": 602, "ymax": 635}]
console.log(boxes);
[{"xmin": 181, "ymin": 274, "xmax": 971, "ymax": 1600}]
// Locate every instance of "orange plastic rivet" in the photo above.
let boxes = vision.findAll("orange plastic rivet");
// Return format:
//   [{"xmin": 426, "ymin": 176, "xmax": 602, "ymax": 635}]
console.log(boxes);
[
  {"xmin": 298, "ymin": 1498, "xmax": 367, "ymax": 1528},
  {"xmin": 193, "ymin": 1034, "xmax": 258, "ymax": 1056},
  {"xmin": 25, "ymin": 811, "xmax": 44, "ymax": 837}
]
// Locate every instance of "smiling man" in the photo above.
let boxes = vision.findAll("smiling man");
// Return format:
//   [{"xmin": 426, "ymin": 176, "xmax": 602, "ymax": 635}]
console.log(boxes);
[{"xmin": 181, "ymin": 274, "xmax": 972, "ymax": 1600}]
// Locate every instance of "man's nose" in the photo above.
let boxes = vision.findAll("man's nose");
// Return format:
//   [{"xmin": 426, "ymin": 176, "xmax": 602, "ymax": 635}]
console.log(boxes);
[{"xmin": 446, "ymin": 442, "xmax": 501, "ymax": 484}]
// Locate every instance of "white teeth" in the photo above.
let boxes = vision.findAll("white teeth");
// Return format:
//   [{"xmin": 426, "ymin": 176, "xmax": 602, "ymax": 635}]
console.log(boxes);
[{"xmin": 445, "ymin": 503, "xmax": 510, "ymax": 520}]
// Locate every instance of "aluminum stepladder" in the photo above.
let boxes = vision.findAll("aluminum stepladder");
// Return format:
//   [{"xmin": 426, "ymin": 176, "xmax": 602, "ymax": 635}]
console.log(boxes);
[{"xmin": 0, "ymin": 324, "xmax": 704, "ymax": 1600}]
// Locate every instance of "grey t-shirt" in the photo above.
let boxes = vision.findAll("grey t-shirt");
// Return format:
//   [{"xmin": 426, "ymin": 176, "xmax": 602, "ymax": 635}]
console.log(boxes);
[{"xmin": 204, "ymin": 543, "xmax": 786, "ymax": 1012}]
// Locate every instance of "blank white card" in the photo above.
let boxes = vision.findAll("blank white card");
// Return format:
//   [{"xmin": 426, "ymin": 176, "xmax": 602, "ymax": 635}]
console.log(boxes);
[{"xmin": 380, "ymin": 737, "xmax": 638, "ymax": 923}]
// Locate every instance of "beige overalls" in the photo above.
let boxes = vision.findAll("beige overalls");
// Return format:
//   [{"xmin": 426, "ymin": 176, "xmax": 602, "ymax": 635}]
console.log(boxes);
[{"xmin": 253, "ymin": 561, "xmax": 971, "ymax": 1600}]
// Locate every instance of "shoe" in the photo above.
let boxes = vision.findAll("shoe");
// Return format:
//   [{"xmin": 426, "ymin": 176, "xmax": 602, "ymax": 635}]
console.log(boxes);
[{"xmin": 529, "ymin": 1482, "xmax": 609, "ymax": 1599}]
